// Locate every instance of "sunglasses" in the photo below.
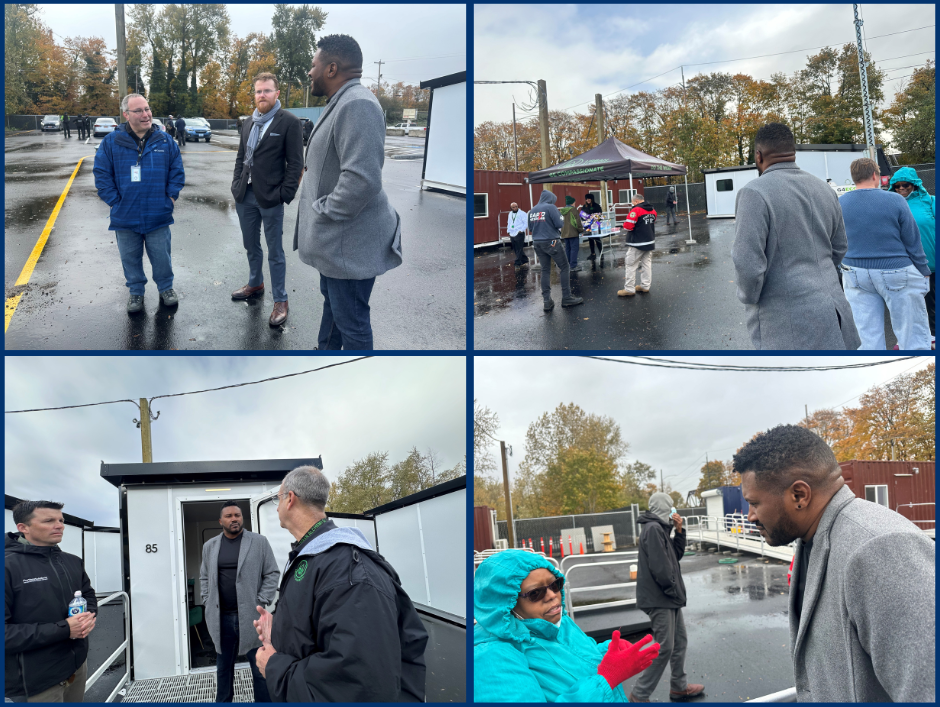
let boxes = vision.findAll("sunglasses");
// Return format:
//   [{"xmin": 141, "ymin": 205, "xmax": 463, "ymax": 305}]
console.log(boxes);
[
  {"xmin": 518, "ymin": 576, "xmax": 564, "ymax": 602},
  {"xmin": 894, "ymin": 183, "xmax": 914, "ymax": 190}
]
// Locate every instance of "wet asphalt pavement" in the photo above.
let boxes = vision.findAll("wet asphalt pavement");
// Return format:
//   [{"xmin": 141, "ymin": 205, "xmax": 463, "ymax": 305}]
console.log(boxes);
[
  {"xmin": 568, "ymin": 552, "xmax": 795, "ymax": 702},
  {"xmin": 5, "ymin": 130, "xmax": 464, "ymax": 350},
  {"xmin": 473, "ymin": 217, "xmax": 899, "ymax": 350}
]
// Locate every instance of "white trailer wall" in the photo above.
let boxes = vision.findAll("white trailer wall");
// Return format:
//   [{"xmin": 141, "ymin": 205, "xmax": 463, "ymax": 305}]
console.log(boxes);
[
  {"xmin": 704, "ymin": 168, "xmax": 758, "ymax": 218},
  {"xmin": 795, "ymin": 150, "xmax": 859, "ymax": 187},
  {"xmin": 373, "ymin": 488, "xmax": 466, "ymax": 619},
  {"xmin": 421, "ymin": 81, "xmax": 466, "ymax": 194},
  {"xmin": 84, "ymin": 530, "xmax": 122, "ymax": 593}
]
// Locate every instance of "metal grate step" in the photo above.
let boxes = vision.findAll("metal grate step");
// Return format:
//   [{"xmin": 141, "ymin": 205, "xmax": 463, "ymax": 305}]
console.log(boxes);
[{"xmin": 122, "ymin": 668, "xmax": 255, "ymax": 702}]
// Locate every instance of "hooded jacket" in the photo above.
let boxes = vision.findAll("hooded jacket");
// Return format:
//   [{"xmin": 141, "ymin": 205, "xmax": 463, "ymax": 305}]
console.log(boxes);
[
  {"xmin": 528, "ymin": 191, "xmax": 564, "ymax": 242},
  {"xmin": 636, "ymin": 494, "xmax": 686, "ymax": 611},
  {"xmin": 559, "ymin": 206, "xmax": 584, "ymax": 240},
  {"xmin": 623, "ymin": 201, "xmax": 657, "ymax": 251},
  {"xmin": 93, "ymin": 122, "xmax": 185, "ymax": 233},
  {"xmin": 5, "ymin": 532, "xmax": 98, "ymax": 698},
  {"xmin": 474, "ymin": 550, "xmax": 628, "ymax": 703},
  {"xmin": 264, "ymin": 519, "xmax": 428, "ymax": 703},
  {"xmin": 665, "ymin": 188, "xmax": 677, "ymax": 207},
  {"xmin": 889, "ymin": 166, "xmax": 935, "ymax": 273}
]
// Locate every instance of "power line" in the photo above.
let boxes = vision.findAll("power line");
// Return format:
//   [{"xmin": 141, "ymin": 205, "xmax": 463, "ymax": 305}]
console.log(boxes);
[
  {"xmin": 383, "ymin": 53, "xmax": 464, "ymax": 63},
  {"xmin": 581, "ymin": 356, "xmax": 918, "ymax": 372},
  {"xmin": 5, "ymin": 358, "xmax": 373, "ymax": 415}
]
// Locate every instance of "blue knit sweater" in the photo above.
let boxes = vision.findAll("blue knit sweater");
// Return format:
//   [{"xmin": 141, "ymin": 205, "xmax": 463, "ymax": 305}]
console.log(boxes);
[{"xmin": 840, "ymin": 188, "xmax": 930, "ymax": 277}]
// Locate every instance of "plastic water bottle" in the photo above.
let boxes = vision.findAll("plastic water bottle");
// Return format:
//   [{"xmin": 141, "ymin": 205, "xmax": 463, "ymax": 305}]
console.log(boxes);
[
  {"xmin": 67, "ymin": 591, "xmax": 87, "ymax": 618},
  {"xmin": 592, "ymin": 220, "xmax": 599, "ymax": 236}
]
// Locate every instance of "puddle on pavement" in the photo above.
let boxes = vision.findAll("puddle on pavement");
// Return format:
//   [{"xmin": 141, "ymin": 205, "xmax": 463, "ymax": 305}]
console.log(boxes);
[
  {"xmin": 5, "ymin": 194, "xmax": 62, "ymax": 230},
  {"xmin": 181, "ymin": 194, "xmax": 236, "ymax": 213}
]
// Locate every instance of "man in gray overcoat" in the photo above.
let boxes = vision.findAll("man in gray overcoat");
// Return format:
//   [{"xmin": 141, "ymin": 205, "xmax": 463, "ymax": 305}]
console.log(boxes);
[
  {"xmin": 732, "ymin": 122, "xmax": 861, "ymax": 350},
  {"xmin": 736, "ymin": 425, "xmax": 935, "ymax": 702},
  {"xmin": 200, "ymin": 501, "xmax": 280, "ymax": 702},
  {"xmin": 293, "ymin": 34, "xmax": 402, "ymax": 350}
]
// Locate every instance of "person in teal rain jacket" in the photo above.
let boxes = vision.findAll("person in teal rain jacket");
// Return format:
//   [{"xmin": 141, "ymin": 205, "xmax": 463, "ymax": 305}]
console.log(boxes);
[
  {"xmin": 889, "ymin": 166, "xmax": 936, "ymax": 344},
  {"xmin": 474, "ymin": 550, "xmax": 660, "ymax": 702}
]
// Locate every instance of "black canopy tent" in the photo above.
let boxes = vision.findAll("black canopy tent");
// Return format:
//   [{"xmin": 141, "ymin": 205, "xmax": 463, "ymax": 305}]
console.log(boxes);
[{"xmin": 527, "ymin": 137, "xmax": 695, "ymax": 243}]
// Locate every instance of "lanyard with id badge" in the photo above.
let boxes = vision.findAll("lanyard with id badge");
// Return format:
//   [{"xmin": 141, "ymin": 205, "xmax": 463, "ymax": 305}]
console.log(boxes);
[{"xmin": 131, "ymin": 134, "xmax": 145, "ymax": 182}]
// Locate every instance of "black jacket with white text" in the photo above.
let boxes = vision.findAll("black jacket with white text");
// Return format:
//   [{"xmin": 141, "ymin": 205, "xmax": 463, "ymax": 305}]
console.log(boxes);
[{"xmin": 623, "ymin": 201, "xmax": 658, "ymax": 251}]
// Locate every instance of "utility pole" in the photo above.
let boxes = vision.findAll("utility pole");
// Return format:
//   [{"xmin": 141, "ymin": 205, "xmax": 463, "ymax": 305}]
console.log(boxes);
[
  {"xmin": 115, "ymin": 4, "xmax": 128, "ymax": 122},
  {"xmin": 660, "ymin": 468, "xmax": 665, "ymax": 493},
  {"xmin": 512, "ymin": 103, "xmax": 519, "ymax": 171},
  {"xmin": 595, "ymin": 93, "xmax": 608, "ymax": 213},
  {"xmin": 805, "ymin": 404, "xmax": 809, "ymax": 425},
  {"xmin": 138, "ymin": 398, "xmax": 153, "ymax": 463},
  {"xmin": 853, "ymin": 5, "xmax": 877, "ymax": 162},
  {"xmin": 500, "ymin": 441, "xmax": 515, "ymax": 548},
  {"xmin": 681, "ymin": 66, "xmax": 686, "ymax": 92},
  {"xmin": 537, "ymin": 79, "xmax": 550, "ymax": 172},
  {"xmin": 374, "ymin": 60, "xmax": 384, "ymax": 97}
]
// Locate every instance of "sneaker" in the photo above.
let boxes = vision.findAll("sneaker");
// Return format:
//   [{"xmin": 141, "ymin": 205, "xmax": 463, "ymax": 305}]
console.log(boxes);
[
  {"xmin": 561, "ymin": 296, "xmax": 583, "ymax": 307},
  {"xmin": 587, "ymin": 253, "xmax": 596, "ymax": 261},
  {"xmin": 618, "ymin": 289, "xmax": 635, "ymax": 297},
  {"xmin": 160, "ymin": 289, "xmax": 179, "ymax": 306},
  {"xmin": 127, "ymin": 294, "xmax": 144, "ymax": 313},
  {"xmin": 570, "ymin": 265, "xmax": 582, "ymax": 272},
  {"xmin": 543, "ymin": 299, "xmax": 555, "ymax": 311}
]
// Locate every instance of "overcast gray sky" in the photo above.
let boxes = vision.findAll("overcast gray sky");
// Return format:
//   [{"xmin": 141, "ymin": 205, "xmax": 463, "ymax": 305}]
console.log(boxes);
[
  {"xmin": 474, "ymin": 355, "xmax": 933, "ymax": 500},
  {"xmin": 474, "ymin": 4, "xmax": 935, "ymax": 126},
  {"xmin": 6, "ymin": 356, "xmax": 466, "ymax": 526},
  {"xmin": 36, "ymin": 3, "xmax": 465, "ymax": 86}
]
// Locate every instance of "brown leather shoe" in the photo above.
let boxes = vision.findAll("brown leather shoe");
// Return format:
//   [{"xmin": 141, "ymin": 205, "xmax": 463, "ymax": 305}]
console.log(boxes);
[
  {"xmin": 269, "ymin": 300, "xmax": 288, "ymax": 327},
  {"xmin": 232, "ymin": 283, "xmax": 264, "ymax": 300},
  {"xmin": 628, "ymin": 694, "xmax": 651, "ymax": 703},
  {"xmin": 669, "ymin": 684, "xmax": 705, "ymax": 701}
]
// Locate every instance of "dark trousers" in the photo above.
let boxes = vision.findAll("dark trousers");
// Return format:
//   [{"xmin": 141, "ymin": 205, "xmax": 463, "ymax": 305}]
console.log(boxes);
[
  {"xmin": 76, "ymin": 121, "xmax": 85, "ymax": 139},
  {"xmin": 62, "ymin": 121, "xmax": 70, "ymax": 138},
  {"xmin": 318, "ymin": 273, "xmax": 376, "ymax": 350},
  {"xmin": 533, "ymin": 239, "xmax": 572, "ymax": 301},
  {"xmin": 235, "ymin": 185, "xmax": 287, "ymax": 301},
  {"xmin": 631, "ymin": 607, "xmax": 689, "ymax": 699},
  {"xmin": 509, "ymin": 233, "xmax": 528, "ymax": 265},
  {"xmin": 216, "ymin": 611, "xmax": 271, "ymax": 703},
  {"xmin": 176, "ymin": 131, "xmax": 185, "ymax": 148},
  {"xmin": 927, "ymin": 272, "xmax": 935, "ymax": 337},
  {"xmin": 588, "ymin": 236, "xmax": 603, "ymax": 255},
  {"xmin": 563, "ymin": 237, "xmax": 579, "ymax": 266}
]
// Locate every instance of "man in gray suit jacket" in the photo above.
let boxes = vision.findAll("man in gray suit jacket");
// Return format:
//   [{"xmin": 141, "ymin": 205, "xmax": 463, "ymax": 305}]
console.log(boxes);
[
  {"xmin": 293, "ymin": 34, "xmax": 402, "ymax": 350},
  {"xmin": 732, "ymin": 123, "xmax": 861, "ymax": 350},
  {"xmin": 200, "ymin": 501, "xmax": 280, "ymax": 702},
  {"xmin": 736, "ymin": 425, "xmax": 934, "ymax": 702}
]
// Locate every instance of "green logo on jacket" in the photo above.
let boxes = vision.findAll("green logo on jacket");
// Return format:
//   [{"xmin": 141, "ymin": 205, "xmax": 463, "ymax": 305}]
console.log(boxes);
[{"xmin": 294, "ymin": 559, "xmax": 308, "ymax": 582}]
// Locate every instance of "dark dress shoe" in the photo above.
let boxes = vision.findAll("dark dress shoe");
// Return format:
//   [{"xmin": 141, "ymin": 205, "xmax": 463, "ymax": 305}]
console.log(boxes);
[
  {"xmin": 669, "ymin": 684, "xmax": 705, "ymax": 701},
  {"xmin": 232, "ymin": 283, "xmax": 264, "ymax": 299},
  {"xmin": 269, "ymin": 300, "xmax": 288, "ymax": 327}
]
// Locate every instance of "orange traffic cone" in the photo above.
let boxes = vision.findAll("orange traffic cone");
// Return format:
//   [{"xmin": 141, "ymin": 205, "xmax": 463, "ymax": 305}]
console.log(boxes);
[
  {"xmin": 560, "ymin": 540, "xmax": 565, "ymax": 558},
  {"xmin": 540, "ymin": 538, "xmax": 545, "ymax": 553},
  {"xmin": 579, "ymin": 541, "xmax": 584, "ymax": 555},
  {"xmin": 549, "ymin": 538, "xmax": 553, "ymax": 558},
  {"xmin": 568, "ymin": 536, "xmax": 573, "ymax": 555}
]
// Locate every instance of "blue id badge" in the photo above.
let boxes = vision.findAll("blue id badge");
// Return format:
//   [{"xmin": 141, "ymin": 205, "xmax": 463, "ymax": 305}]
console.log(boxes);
[{"xmin": 130, "ymin": 165, "xmax": 141, "ymax": 182}]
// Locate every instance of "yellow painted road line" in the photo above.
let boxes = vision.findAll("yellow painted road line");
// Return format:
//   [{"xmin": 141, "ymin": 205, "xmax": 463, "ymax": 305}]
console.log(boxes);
[{"xmin": 5, "ymin": 156, "xmax": 86, "ymax": 332}]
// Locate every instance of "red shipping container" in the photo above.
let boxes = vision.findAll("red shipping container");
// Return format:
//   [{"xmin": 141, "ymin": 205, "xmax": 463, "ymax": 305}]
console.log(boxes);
[
  {"xmin": 839, "ymin": 460, "xmax": 935, "ymax": 530},
  {"xmin": 474, "ymin": 505, "xmax": 496, "ymax": 552}
]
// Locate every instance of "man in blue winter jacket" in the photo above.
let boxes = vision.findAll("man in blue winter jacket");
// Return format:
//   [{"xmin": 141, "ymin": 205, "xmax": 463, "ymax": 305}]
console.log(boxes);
[
  {"xmin": 94, "ymin": 93, "xmax": 185, "ymax": 314},
  {"xmin": 529, "ymin": 190, "xmax": 583, "ymax": 311}
]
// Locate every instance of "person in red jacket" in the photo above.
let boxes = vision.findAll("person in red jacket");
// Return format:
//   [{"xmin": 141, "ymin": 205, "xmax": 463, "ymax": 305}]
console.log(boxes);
[{"xmin": 618, "ymin": 194, "xmax": 658, "ymax": 297}]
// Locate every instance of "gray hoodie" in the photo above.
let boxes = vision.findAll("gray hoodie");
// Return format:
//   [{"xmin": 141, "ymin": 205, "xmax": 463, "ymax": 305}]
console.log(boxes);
[{"xmin": 528, "ymin": 190, "xmax": 564, "ymax": 242}]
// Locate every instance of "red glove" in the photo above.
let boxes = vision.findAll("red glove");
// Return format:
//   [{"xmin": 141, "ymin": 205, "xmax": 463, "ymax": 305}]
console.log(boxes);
[{"xmin": 597, "ymin": 631, "xmax": 660, "ymax": 690}]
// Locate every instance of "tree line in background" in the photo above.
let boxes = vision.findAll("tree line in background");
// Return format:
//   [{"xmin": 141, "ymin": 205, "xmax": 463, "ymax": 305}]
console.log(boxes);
[
  {"xmin": 327, "ymin": 447, "xmax": 465, "ymax": 515},
  {"xmin": 474, "ymin": 364, "xmax": 935, "ymax": 521},
  {"xmin": 475, "ymin": 47, "xmax": 935, "ymax": 181},
  {"xmin": 5, "ymin": 3, "xmax": 429, "ymax": 122}
]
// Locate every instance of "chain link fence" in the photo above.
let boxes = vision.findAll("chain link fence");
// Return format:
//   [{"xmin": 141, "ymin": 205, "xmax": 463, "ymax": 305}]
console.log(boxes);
[
  {"xmin": 497, "ymin": 511, "xmax": 637, "ymax": 553},
  {"xmin": 644, "ymin": 182, "xmax": 707, "ymax": 214},
  {"xmin": 890, "ymin": 163, "xmax": 935, "ymax": 195}
]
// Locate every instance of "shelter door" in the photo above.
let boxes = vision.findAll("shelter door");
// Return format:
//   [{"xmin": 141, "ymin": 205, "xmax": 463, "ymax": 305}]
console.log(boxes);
[{"xmin": 893, "ymin": 475, "xmax": 914, "ymax": 520}]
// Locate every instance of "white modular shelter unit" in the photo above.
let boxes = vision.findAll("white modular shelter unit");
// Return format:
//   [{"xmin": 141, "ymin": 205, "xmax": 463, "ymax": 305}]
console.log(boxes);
[
  {"xmin": 419, "ymin": 71, "xmax": 466, "ymax": 195},
  {"xmin": 5, "ymin": 493, "xmax": 90, "ymax": 561},
  {"xmin": 703, "ymin": 166, "xmax": 759, "ymax": 218},
  {"xmin": 700, "ymin": 488, "xmax": 724, "ymax": 529},
  {"xmin": 101, "ymin": 458, "xmax": 322, "ymax": 682}
]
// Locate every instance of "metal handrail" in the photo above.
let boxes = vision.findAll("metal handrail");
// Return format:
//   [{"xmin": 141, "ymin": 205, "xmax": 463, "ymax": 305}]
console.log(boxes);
[
  {"xmin": 564, "ymin": 559, "xmax": 637, "ymax": 618},
  {"xmin": 561, "ymin": 550, "xmax": 638, "ymax": 573},
  {"xmin": 474, "ymin": 548, "xmax": 560, "ymax": 571},
  {"xmin": 83, "ymin": 591, "xmax": 130, "ymax": 702},
  {"xmin": 746, "ymin": 686, "xmax": 798, "ymax": 702}
]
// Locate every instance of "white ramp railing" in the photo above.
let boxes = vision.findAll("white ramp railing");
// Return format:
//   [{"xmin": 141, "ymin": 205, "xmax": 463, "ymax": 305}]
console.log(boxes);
[{"xmin": 84, "ymin": 591, "xmax": 131, "ymax": 702}]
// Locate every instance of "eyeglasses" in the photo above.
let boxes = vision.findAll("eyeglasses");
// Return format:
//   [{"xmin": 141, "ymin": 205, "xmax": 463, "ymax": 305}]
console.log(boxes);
[
  {"xmin": 894, "ymin": 183, "xmax": 914, "ymax": 190},
  {"xmin": 272, "ymin": 491, "xmax": 290, "ymax": 507},
  {"xmin": 518, "ymin": 577, "xmax": 564, "ymax": 602},
  {"xmin": 255, "ymin": 89, "xmax": 277, "ymax": 96},
  {"xmin": 127, "ymin": 107, "xmax": 152, "ymax": 115}
]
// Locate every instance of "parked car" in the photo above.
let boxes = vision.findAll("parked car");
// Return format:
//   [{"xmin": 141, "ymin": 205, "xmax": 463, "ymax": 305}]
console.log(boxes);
[
  {"xmin": 184, "ymin": 117, "xmax": 211, "ymax": 142},
  {"xmin": 151, "ymin": 117, "xmax": 167, "ymax": 132},
  {"xmin": 93, "ymin": 118, "xmax": 118, "ymax": 137},
  {"xmin": 393, "ymin": 122, "xmax": 425, "ymax": 131},
  {"xmin": 41, "ymin": 115, "xmax": 61, "ymax": 131}
]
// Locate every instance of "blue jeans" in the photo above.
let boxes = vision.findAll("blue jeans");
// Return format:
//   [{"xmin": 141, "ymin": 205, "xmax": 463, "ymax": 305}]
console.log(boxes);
[
  {"xmin": 318, "ymin": 274, "xmax": 376, "ymax": 350},
  {"xmin": 215, "ymin": 611, "xmax": 270, "ymax": 702},
  {"xmin": 235, "ymin": 185, "xmax": 287, "ymax": 302},
  {"xmin": 563, "ymin": 238, "xmax": 579, "ymax": 267},
  {"xmin": 842, "ymin": 263, "xmax": 931, "ymax": 350},
  {"xmin": 113, "ymin": 226, "xmax": 173, "ymax": 295}
]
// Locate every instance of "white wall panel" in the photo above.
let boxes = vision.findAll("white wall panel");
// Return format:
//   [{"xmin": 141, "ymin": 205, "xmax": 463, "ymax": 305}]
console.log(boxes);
[{"xmin": 423, "ymin": 82, "xmax": 466, "ymax": 191}]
